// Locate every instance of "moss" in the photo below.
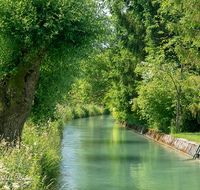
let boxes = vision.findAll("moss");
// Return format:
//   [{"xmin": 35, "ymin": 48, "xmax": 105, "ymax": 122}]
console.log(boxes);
[
  {"xmin": 9, "ymin": 64, "xmax": 27, "ymax": 92},
  {"xmin": 0, "ymin": 102, "xmax": 3, "ymax": 112}
]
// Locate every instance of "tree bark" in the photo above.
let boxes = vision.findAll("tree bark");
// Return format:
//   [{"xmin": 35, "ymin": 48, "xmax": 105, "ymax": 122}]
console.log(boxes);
[
  {"xmin": 175, "ymin": 85, "xmax": 181, "ymax": 133},
  {"xmin": 175, "ymin": 63, "xmax": 183, "ymax": 133},
  {"xmin": 0, "ymin": 51, "xmax": 44, "ymax": 144}
]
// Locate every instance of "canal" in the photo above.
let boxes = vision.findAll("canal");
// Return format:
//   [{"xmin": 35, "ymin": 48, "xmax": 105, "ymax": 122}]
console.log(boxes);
[{"xmin": 59, "ymin": 115, "xmax": 200, "ymax": 190}]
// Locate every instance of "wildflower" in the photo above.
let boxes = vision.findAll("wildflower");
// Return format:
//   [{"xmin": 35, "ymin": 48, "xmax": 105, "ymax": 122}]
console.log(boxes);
[
  {"xmin": 3, "ymin": 185, "xmax": 10, "ymax": 190},
  {"xmin": 13, "ymin": 182, "xmax": 20, "ymax": 189}
]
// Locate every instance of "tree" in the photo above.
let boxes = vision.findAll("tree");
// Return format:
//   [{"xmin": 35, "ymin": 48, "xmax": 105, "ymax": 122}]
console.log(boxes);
[
  {"xmin": 102, "ymin": 0, "xmax": 161, "ymax": 121},
  {"xmin": 143, "ymin": 0, "xmax": 200, "ymax": 132},
  {"xmin": 131, "ymin": 76, "xmax": 177, "ymax": 133},
  {"xmin": 105, "ymin": 0, "xmax": 200, "ymax": 133},
  {"xmin": 160, "ymin": 0, "xmax": 200, "ymax": 131},
  {"xmin": 30, "ymin": 53, "xmax": 78, "ymax": 124},
  {"xmin": 102, "ymin": 45, "xmax": 138, "ymax": 121},
  {"xmin": 0, "ymin": 0, "xmax": 107, "ymax": 143},
  {"xmin": 131, "ymin": 0, "xmax": 200, "ymax": 133},
  {"xmin": 69, "ymin": 50, "xmax": 110, "ymax": 105}
]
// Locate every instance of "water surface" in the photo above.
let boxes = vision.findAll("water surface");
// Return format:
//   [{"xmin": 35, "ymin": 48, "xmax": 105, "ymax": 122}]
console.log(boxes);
[{"xmin": 59, "ymin": 115, "xmax": 200, "ymax": 190}]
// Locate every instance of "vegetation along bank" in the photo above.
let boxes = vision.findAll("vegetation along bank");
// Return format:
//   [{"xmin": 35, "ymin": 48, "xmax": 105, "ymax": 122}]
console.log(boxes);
[
  {"xmin": 1, "ymin": 0, "xmax": 200, "ymax": 189},
  {"xmin": 0, "ymin": 104, "xmax": 108, "ymax": 189}
]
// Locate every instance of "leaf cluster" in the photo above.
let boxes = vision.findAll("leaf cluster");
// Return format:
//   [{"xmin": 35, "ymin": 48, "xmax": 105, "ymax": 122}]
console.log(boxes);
[{"xmin": 0, "ymin": 0, "xmax": 107, "ymax": 78}]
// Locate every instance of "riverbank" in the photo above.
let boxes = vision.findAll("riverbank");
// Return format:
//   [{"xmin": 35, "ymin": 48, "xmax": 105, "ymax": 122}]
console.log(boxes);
[
  {"xmin": 0, "ymin": 104, "xmax": 108, "ymax": 189},
  {"xmin": 121, "ymin": 122, "xmax": 200, "ymax": 160}
]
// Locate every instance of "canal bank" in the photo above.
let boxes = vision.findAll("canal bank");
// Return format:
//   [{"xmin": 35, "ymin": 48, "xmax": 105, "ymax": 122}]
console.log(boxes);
[{"xmin": 121, "ymin": 122, "xmax": 200, "ymax": 160}]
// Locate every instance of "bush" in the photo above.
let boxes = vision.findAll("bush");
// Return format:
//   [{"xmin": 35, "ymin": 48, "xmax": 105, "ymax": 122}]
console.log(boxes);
[
  {"xmin": 62, "ymin": 104, "xmax": 108, "ymax": 121},
  {"xmin": 74, "ymin": 105, "xmax": 86, "ymax": 118},
  {"xmin": 64, "ymin": 106, "xmax": 74, "ymax": 121}
]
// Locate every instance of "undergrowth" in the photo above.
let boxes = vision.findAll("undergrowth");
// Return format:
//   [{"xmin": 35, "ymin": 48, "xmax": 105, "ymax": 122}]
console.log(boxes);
[
  {"xmin": 0, "ymin": 104, "xmax": 109, "ymax": 189},
  {"xmin": 0, "ymin": 118, "xmax": 63, "ymax": 189}
]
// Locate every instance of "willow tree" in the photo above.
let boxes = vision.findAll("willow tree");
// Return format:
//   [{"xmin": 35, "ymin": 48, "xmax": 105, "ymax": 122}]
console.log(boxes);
[{"xmin": 0, "ymin": 0, "xmax": 106, "ymax": 143}]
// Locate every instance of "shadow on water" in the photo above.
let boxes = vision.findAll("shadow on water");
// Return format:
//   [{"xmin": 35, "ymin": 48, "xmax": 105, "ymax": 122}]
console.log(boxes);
[
  {"xmin": 59, "ymin": 115, "xmax": 200, "ymax": 190},
  {"xmin": 81, "ymin": 139, "xmax": 148, "ymax": 144},
  {"xmin": 84, "ymin": 154, "xmax": 142, "ymax": 162}
]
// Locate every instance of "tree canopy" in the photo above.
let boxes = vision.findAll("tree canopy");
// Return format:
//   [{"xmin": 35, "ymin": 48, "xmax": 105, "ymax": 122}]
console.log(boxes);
[{"xmin": 0, "ymin": 0, "xmax": 108, "ymax": 142}]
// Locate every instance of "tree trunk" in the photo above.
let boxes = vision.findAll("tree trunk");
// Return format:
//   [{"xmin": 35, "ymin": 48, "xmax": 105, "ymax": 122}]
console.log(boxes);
[
  {"xmin": 0, "ymin": 52, "xmax": 44, "ymax": 145},
  {"xmin": 175, "ymin": 85, "xmax": 181, "ymax": 133},
  {"xmin": 175, "ymin": 63, "xmax": 183, "ymax": 133}
]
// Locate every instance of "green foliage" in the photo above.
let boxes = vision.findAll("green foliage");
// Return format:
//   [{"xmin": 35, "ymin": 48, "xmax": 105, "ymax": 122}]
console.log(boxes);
[
  {"xmin": 0, "ymin": 36, "xmax": 19, "ymax": 78},
  {"xmin": 60, "ymin": 104, "xmax": 109, "ymax": 122},
  {"xmin": 101, "ymin": 0, "xmax": 200, "ymax": 133},
  {"xmin": 179, "ymin": 77, "xmax": 200, "ymax": 132},
  {"xmin": 134, "ymin": 57, "xmax": 200, "ymax": 133},
  {"xmin": 132, "ymin": 77, "xmax": 176, "ymax": 133},
  {"xmin": 0, "ymin": 118, "xmax": 63, "ymax": 189},
  {"xmin": 0, "ymin": 0, "xmax": 109, "ymax": 126},
  {"xmin": 30, "ymin": 54, "xmax": 77, "ymax": 124},
  {"xmin": 102, "ymin": 45, "xmax": 138, "ymax": 122},
  {"xmin": 170, "ymin": 125, "xmax": 177, "ymax": 134},
  {"xmin": 68, "ymin": 47, "xmax": 142, "ymax": 126},
  {"xmin": 73, "ymin": 105, "xmax": 87, "ymax": 119},
  {"xmin": 101, "ymin": 0, "xmax": 160, "ymax": 122},
  {"xmin": 106, "ymin": 0, "xmax": 158, "ymax": 58},
  {"xmin": 69, "ymin": 50, "xmax": 110, "ymax": 105},
  {"xmin": 0, "ymin": 0, "xmax": 105, "ymax": 53}
]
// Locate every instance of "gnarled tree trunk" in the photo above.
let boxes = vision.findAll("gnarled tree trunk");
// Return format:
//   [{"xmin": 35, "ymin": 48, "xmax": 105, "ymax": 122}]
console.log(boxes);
[{"xmin": 0, "ymin": 52, "xmax": 44, "ymax": 144}]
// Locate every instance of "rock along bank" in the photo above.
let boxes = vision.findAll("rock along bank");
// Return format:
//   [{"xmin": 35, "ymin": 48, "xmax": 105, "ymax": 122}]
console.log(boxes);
[{"xmin": 121, "ymin": 122, "xmax": 200, "ymax": 160}]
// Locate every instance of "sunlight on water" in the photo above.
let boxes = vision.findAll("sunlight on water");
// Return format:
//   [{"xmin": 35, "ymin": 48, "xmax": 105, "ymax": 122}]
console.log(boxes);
[{"xmin": 58, "ymin": 115, "xmax": 200, "ymax": 190}]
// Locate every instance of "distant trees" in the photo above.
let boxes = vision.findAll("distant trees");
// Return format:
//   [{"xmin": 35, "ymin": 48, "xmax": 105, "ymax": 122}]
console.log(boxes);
[
  {"xmin": 130, "ymin": 0, "xmax": 200, "ymax": 132},
  {"xmin": 73, "ymin": 0, "xmax": 200, "ymax": 133},
  {"xmin": 68, "ymin": 50, "xmax": 110, "ymax": 105}
]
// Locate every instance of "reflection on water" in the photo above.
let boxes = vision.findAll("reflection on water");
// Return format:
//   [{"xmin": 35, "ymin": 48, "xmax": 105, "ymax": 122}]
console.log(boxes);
[{"xmin": 59, "ymin": 115, "xmax": 200, "ymax": 190}]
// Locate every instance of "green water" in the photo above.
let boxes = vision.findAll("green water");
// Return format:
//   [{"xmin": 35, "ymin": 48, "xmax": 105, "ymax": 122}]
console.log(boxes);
[{"xmin": 59, "ymin": 115, "xmax": 200, "ymax": 190}]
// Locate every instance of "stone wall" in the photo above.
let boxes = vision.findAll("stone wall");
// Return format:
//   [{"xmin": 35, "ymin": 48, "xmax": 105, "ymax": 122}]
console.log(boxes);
[{"xmin": 121, "ymin": 122, "xmax": 199, "ymax": 159}]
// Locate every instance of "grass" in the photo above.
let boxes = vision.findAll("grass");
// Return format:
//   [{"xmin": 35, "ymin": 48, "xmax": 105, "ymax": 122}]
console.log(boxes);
[
  {"xmin": 171, "ymin": 132, "xmax": 200, "ymax": 144},
  {"xmin": 0, "ymin": 104, "xmax": 109, "ymax": 189},
  {"xmin": 0, "ymin": 118, "xmax": 63, "ymax": 190}
]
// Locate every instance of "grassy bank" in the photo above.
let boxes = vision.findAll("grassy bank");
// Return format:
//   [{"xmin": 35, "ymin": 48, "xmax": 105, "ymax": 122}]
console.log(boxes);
[
  {"xmin": 171, "ymin": 133, "xmax": 200, "ymax": 144},
  {"xmin": 0, "ymin": 104, "xmax": 108, "ymax": 189}
]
